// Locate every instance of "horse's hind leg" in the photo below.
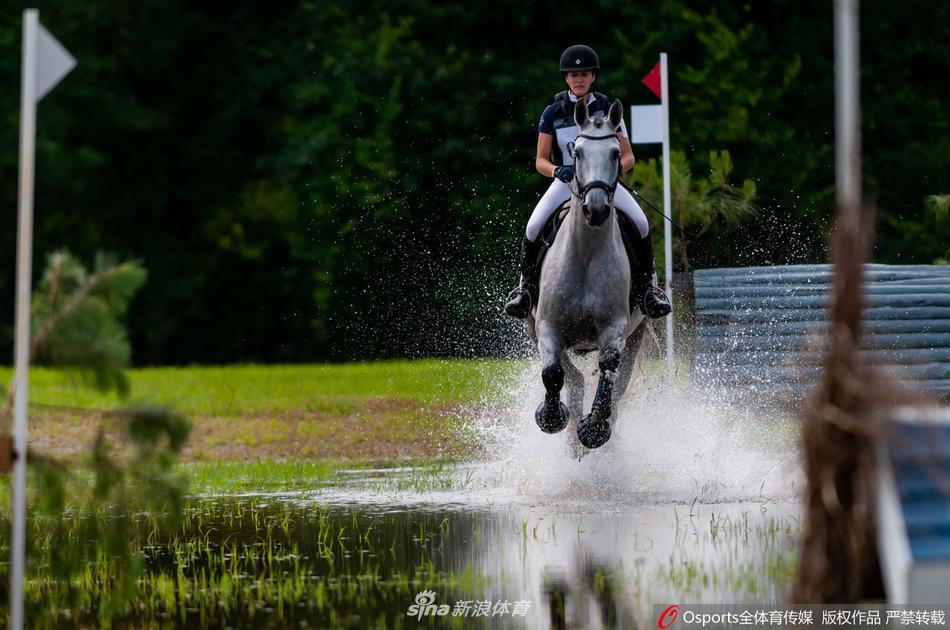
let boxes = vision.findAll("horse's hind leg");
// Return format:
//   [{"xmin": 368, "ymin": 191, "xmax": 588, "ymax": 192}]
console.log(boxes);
[
  {"xmin": 562, "ymin": 355, "xmax": 585, "ymax": 422},
  {"xmin": 611, "ymin": 320, "xmax": 648, "ymax": 405},
  {"xmin": 562, "ymin": 355, "xmax": 588, "ymax": 457},
  {"xmin": 535, "ymin": 324, "xmax": 569, "ymax": 434}
]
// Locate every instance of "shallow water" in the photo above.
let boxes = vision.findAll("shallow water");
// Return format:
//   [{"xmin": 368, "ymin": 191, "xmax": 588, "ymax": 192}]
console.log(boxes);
[
  {"xmin": 153, "ymin": 368, "xmax": 805, "ymax": 629},
  {"xmin": 18, "ymin": 365, "xmax": 805, "ymax": 629},
  {"xmin": 150, "ymin": 463, "xmax": 799, "ymax": 629}
]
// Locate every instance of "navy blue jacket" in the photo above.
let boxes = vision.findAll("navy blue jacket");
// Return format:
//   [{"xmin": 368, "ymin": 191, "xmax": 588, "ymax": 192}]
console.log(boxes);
[{"xmin": 538, "ymin": 91, "xmax": 629, "ymax": 166}]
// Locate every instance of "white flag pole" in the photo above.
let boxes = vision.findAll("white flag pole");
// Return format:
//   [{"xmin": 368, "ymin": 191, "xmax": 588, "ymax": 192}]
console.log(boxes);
[
  {"xmin": 660, "ymin": 52, "xmax": 674, "ymax": 382},
  {"xmin": 11, "ymin": 9, "xmax": 39, "ymax": 630},
  {"xmin": 10, "ymin": 10, "xmax": 74, "ymax": 629},
  {"xmin": 835, "ymin": 0, "xmax": 860, "ymax": 209}
]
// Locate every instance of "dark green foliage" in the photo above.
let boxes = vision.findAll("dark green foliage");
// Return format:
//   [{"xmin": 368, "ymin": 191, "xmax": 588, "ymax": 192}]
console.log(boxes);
[
  {"xmin": 924, "ymin": 195, "xmax": 950, "ymax": 264},
  {"xmin": 31, "ymin": 251, "xmax": 146, "ymax": 396},
  {"xmin": 0, "ymin": 0, "xmax": 948, "ymax": 361},
  {"xmin": 631, "ymin": 150, "xmax": 758, "ymax": 271},
  {"xmin": 125, "ymin": 406, "xmax": 191, "ymax": 468},
  {"xmin": 0, "ymin": 251, "xmax": 191, "ymax": 625}
]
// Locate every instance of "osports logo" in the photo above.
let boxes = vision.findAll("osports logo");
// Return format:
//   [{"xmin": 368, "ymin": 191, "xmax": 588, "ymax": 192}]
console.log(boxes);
[{"xmin": 658, "ymin": 604, "xmax": 680, "ymax": 629}]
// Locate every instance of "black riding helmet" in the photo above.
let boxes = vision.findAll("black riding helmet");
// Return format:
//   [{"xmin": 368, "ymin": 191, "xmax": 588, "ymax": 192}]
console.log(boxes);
[{"xmin": 559, "ymin": 44, "xmax": 600, "ymax": 77}]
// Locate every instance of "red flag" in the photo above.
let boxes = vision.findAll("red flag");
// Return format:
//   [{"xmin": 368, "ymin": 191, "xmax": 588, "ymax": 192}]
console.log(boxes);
[{"xmin": 642, "ymin": 62, "xmax": 661, "ymax": 99}]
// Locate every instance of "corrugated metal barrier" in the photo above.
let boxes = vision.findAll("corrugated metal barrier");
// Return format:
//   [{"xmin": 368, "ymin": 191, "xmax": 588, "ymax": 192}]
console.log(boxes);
[{"xmin": 693, "ymin": 264, "xmax": 950, "ymax": 401}]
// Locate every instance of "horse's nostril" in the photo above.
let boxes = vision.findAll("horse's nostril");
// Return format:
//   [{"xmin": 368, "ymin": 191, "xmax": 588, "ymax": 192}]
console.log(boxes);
[{"xmin": 582, "ymin": 204, "xmax": 589, "ymax": 215}]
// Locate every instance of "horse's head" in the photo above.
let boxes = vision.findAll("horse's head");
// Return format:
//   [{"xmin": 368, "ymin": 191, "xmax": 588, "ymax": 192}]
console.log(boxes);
[{"xmin": 572, "ymin": 98, "xmax": 623, "ymax": 228}]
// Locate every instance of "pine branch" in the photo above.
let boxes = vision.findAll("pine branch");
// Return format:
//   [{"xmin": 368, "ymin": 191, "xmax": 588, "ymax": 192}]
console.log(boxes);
[
  {"xmin": 0, "ymin": 266, "xmax": 121, "ymax": 424},
  {"xmin": 31, "ymin": 265, "xmax": 120, "ymax": 359}
]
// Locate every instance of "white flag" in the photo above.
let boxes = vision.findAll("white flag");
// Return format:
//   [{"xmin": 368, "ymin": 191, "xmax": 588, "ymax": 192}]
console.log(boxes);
[
  {"xmin": 629, "ymin": 104, "xmax": 664, "ymax": 145},
  {"xmin": 35, "ymin": 21, "xmax": 75, "ymax": 101}
]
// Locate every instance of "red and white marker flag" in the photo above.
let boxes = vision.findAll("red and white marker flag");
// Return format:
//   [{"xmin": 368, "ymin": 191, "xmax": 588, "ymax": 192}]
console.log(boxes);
[
  {"xmin": 630, "ymin": 60, "xmax": 664, "ymax": 144},
  {"xmin": 628, "ymin": 54, "xmax": 674, "ymax": 380},
  {"xmin": 642, "ymin": 61, "xmax": 662, "ymax": 99}
]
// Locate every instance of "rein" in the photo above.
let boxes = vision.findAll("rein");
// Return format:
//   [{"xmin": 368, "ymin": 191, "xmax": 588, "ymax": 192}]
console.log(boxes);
[{"xmin": 571, "ymin": 132, "xmax": 621, "ymax": 204}]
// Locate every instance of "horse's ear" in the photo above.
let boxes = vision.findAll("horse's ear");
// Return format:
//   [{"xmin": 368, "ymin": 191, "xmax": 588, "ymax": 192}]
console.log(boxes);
[
  {"xmin": 574, "ymin": 98, "xmax": 589, "ymax": 127},
  {"xmin": 609, "ymin": 99, "xmax": 623, "ymax": 130}
]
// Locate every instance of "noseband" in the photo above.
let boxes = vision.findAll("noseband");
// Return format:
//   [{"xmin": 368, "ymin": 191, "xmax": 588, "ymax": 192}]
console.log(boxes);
[{"xmin": 571, "ymin": 132, "xmax": 621, "ymax": 204}]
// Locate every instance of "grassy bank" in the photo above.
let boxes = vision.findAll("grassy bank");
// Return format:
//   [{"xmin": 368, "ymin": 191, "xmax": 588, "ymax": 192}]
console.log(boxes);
[
  {"xmin": 0, "ymin": 359, "xmax": 526, "ymax": 463},
  {"xmin": 181, "ymin": 457, "xmax": 465, "ymax": 494}
]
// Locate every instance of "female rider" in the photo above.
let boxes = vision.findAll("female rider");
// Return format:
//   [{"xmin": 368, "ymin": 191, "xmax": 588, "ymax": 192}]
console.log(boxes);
[{"xmin": 504, "ymin": 44, "xmax": 671, "ymax": 320}]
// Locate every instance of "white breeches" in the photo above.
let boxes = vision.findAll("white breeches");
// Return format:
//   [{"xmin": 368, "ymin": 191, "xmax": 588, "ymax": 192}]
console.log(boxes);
[{"xmin": 524, "ymin": 179, "xmax": 650, "ymax": 242}]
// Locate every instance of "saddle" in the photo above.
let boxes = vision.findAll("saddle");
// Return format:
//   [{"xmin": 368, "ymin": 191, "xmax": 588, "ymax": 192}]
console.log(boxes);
[{"xmin": 534, "ymin": 196, "xmax": 642, "ymax": 277}]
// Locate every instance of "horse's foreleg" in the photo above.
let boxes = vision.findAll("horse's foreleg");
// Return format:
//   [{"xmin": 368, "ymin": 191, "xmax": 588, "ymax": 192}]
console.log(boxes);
[
  {"xmin": 535, "ymin": 326, "xmax": 569, "ymax": 434},
  {"xmin": 577, "ymin": 326, "xmax": 626, "ymax": 449},
  {"xmin": 577, "ymin": 349, "xmax": 619, "ymax": 449}
]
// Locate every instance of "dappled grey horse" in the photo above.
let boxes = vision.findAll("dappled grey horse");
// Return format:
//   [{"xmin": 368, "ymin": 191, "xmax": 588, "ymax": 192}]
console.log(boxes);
[{"xmin": 525, "ymin": 98, "xmax": 647, "ymax": 451}]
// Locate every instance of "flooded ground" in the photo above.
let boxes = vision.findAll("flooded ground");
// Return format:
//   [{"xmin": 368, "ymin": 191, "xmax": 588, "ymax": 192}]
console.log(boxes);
[
  {"xmin": 127, "ymin": 478, "xmax": 799, "ymax": 629},
  {"xmin": 16, "ymin": 368, "xmax": 805, "ymax": 628},
  {"xmin": 184, "ymin": 467, "xmax": 799, "ymax": 628},
  {"xmin": 155, "ymin": 374, "xmax": 802, "ymax": 629}
]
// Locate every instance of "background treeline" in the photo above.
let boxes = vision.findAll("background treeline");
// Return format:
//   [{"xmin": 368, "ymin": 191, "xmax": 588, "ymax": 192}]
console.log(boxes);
[{"xmin": 1, "ymin": 0, "xmax": 948, "ymax": 363}]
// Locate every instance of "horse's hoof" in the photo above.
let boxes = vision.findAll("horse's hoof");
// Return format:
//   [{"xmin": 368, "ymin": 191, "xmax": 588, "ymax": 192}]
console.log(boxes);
[
  {"xmin": 535, "ymin": 401, "xmax": 570, "ymax": 434},
  {"xmin": 577, "ymin": 415, "xmax": 611, "ymax": 449}
]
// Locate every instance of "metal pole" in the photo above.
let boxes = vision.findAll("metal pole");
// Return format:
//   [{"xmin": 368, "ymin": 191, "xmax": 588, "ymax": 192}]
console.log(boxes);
[
  {"xmin": 660, "ymin": 52, "xmax": 674, "ymax": 381},
  {"xmin": 11, "ymin": 9, "xmax": 39, "ymax": 630},
  {"xmin": 834, "ymin": 0, "xmax": 860, "ymax": 209}
]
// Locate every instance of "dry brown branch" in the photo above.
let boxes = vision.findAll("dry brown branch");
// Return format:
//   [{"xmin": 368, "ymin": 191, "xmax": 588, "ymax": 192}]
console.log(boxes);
[{"xmin": 792, "ymin": 198, "xmax": 924, "ymax": 602}]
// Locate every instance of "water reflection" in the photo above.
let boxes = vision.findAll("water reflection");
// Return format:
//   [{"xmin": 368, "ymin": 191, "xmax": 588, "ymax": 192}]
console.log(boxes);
[
  {"xmin": 165, "ymin": 497, "xmax": 796, "ymax": 629},
  {"xmin": 428, "ymin": 502, "xmax": 799, "ymax": 629},
  {"xmin": 18, "ymin": 463, "xmax": 799, "ymax": 628},
  {"xmin": 257, "ymin": 463, "xmax": 801, "ymax": 629}
]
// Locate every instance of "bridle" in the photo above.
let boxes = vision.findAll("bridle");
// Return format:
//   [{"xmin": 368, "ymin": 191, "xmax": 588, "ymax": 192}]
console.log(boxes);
[{"xmin": 570, "ymin": 132, "xmax": 621, "ymax": 204}]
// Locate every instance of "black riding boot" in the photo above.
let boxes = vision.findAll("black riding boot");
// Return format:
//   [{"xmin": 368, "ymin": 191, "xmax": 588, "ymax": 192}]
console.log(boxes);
[
  {"xmin": 504, "ymin": 236, "xmax": 543, "ymax": 319},
  {"xmin": 630, "ymin": 234, "xmax": 672, "ymax": 319}
]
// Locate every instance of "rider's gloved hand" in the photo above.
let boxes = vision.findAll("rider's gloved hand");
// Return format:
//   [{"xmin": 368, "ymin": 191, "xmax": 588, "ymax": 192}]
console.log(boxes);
[{"xmin": 554, "ymin": 166, "xmax": 574, "ymax": 183}]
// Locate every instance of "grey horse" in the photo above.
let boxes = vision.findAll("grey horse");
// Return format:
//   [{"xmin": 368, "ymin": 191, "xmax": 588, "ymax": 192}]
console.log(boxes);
[{"xmin": 525, "ymin": 98, "xmax": 648, "ymax": 451}]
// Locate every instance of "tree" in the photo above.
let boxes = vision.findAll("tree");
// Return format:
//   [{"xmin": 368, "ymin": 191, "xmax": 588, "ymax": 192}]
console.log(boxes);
[
  {"xmin": 629, "ymin": 150, "xmax": 758, "ymax": 272},
  {"xmin": 1, "ymin": 0, "xmax": 948, "ymax": 361},
  {"xmin": 925, "ymin": 195, "xmax": 949, "ymax": 264}
]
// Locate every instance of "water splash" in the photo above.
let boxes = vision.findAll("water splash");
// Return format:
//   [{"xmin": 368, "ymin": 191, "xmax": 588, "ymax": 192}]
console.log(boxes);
[{"xmin": 465, "ymin": 355, "xmax": 804, "ymax": 507}]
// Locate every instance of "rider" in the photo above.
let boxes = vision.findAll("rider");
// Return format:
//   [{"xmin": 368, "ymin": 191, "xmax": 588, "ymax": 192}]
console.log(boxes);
[{"xmin": 504, "ymin": 44, "xmax": 672, "ymax": 320}]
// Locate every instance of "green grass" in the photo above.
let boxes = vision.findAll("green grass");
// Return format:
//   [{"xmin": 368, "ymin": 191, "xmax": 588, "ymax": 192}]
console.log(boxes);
[
  {"xmin": 0, "ymin": 457, "xmax": 466, "ymax": 512},
  {"xmin": 10, "ymin": 355, "xmax": 770, "ymax": 465},
  {"xmin": 0, "ymin": 358, "xmax": 527, "ymax": 417},
  {"xmin": 3, "ymin": 359, "xmax": 531, "ymax": 462},
  {"xmin": 180, "ymin": 457, "xmax": 464, "ymax": 495},
  {"xmin": 182, "ymin": 458, "xmax": 370, "ymax": 494}
]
